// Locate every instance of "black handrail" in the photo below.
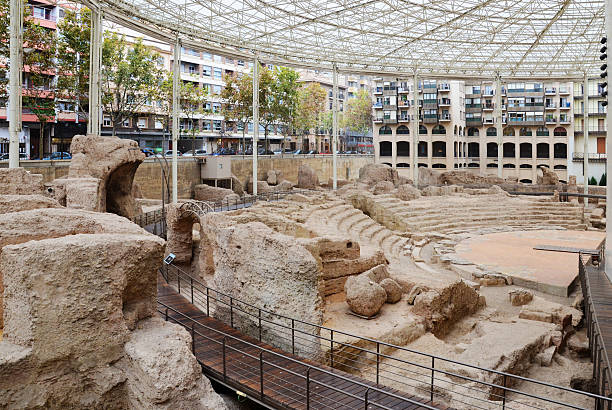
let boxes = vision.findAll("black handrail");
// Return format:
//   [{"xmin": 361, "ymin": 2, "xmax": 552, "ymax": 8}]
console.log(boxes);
[
  {"xmin": 158, "ymin": 300, "xmax": 437, "ymax": 410},
  {"xmin": 161, "ymin": 262, "xmax": 612, "ymax": 409},
  {"xmin": 578, "ymin": 247, "xmax": 612, "ymax": 410}
]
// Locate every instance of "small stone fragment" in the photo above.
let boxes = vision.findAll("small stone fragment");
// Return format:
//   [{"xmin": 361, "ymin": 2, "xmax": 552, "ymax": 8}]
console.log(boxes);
[{"xmin": 379, "ymin": 278, "xmax": 402, "ymax": 303}]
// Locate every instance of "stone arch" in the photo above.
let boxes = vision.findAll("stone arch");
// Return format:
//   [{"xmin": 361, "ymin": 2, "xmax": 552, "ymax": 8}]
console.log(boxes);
[
  {"xmin": 503, "ymin": 127, "xmax": 515, "ymax": 136},
  {"xmin": 467, "ymin": 127, "xmax": 479, "ymax": 136},
  {"xmin": 165, "ymin": 204, "xmax": 201, "ymax": 266},
  {"xmin": 554, "ymin": 127, "xmax": 567, "ymax": 137},
  {"xmin": 432, "ymin": 124, "xmax": 446, "ymax": 135},
  {"xmin": 519, "ymin": 127, "xmax": 532, "ymax": 136},
  {"xmin": 379, "ymin": 125, "xmax": 392, "ymax": 135},
  {"xmin": 419, "ymin": 125, "xmax": 428, "ymax": 135},
  {"xmin": 486, "ymin": 127, "xmax": 496, "ymax": 136},
  {"xmin": 397, "ymin": 125, "xmax": 410, "ymax": 134}
]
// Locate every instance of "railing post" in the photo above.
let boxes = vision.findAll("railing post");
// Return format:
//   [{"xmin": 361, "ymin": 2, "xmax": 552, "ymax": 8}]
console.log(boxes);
[
  {"xmin": 291, "ymin": 319, "xmax": 295, "ymax": 355},
  {"xmin": 376, "ymin": 342, "xmax": 380, "ymax": 385},
  {"xmin": 258, "ymin": 308, "xmax": 262, "ymax": 341},
  {"xmin": 364, "ymin": 387, "xmax": 370, "ymax": 410},
  {"xmin": 259, "ymin": 350, "xmax": 265, "ymax": 400},
  {"xmin": 165, "ymin": 308, "xmax": 168, "ymax": 321},
  {"xmin": 306, "ymin": 367, "xmax": 311, "ymax": 410},
  {"xmin": 206, "ymin": 287, "xmax": 210, "ymax": 317},
  {"xmin": 330, "ymin": 330, "xmax": 334, "ymax": 369},
  {"xmin": 230, "ymin": 297, "xmax": 234, "ymax": 328},
  {"xmin": 190, "ymin": 277, "xmax": 194, "ymax": 304},
  {"xmin": 222, "ymin": 337, "xmax": 227, "ymax": 382},
  {"xmin": 502, "ymin": 374, "xmax": 507, "ymax": 409},
  {"xmin": 430, "ymin": 356, "xmax": 435, "ymax": 402},
  {"xmin": 177, "ymin": 270, "xmax": 181, "ymax": 294},
  {"xmin": 191, "ymin": 323, "xmax": 195, "ymax": 353}
]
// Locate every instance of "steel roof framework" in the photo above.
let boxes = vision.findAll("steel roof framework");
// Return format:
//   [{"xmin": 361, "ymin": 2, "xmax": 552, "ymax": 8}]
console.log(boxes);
[{"xmin": 81, "ymin": 0, "xmax": 606, "ymax": 79}]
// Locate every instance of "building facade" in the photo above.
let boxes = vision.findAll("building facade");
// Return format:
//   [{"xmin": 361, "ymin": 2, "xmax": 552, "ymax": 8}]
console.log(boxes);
[{"xmin": 373, "ymin": 78, "xmax": 575, "ymax": 183}]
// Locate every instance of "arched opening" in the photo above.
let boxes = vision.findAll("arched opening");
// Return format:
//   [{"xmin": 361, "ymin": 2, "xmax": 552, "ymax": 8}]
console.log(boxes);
[
  {"xmin": 432, "ymin": 124, "xmax": 446, "ymax": 135},
  {"xmin": 379, "ymin": 141, "xmax": 392, "ymax": 156},
  {"xmin": 520, "ymin": 164, "xmax": 533, "ymax": 169},
  {"xmin": 454, "ymin": 142, "xmax": 458, "ymax": 157},
  {"xmin": 459, "ymin": 126, "xmax": 463, "ymax": 136},
  {"xmin": 487, "ymin": 142, "xmax": 498, "ymax": 158},
  {"xmin": 554, "ymin": 143, "xmax": 567, "ymax": 159},
  {"xmin": 105, "ymin": 162, "xmax": 142, "ymax": 219},
  {"xmin": 468, "ymin": 142, "xmax": 479, "ymax": 157},
  {"xmin": 454, "ymin": 125, "xmax": 458, "ymax": 135},
  {"xmin": 418, "ymin": 141, "xmax": 428, "ymax": 157},
  {"xmin": 553, "ymin": 127, "xmax": 567, "ymax": 137},
  {"xmin": 419, "ymin": 125, "xmax": 428, "ymax": 135},
  {"xmin": 397, "ymin": 125, "xmax": 410, "ymax": 134},
  {"xmin": 467, "ymin": 127, "xmax": 479, "ymax": 136},
  {"xmin": 520, "ymin": 179, "xmax": 533, "ymax": 184},
  {"xmin": 166, "ymin": 206, "xmax": 200, "ymax": 266},
  {"xmin": 418, "ymin": 163, "xmax": 428, "ymax": 168},
  {"xmin": 536, "ymin": 126, "xmax": 549, "ymax": 136},
  {"xmin": 397, "ymin": 163, "xmax": 410, "ymax": 168},
  {"xmin": 379, "ymin": 126, "xmax": 392, "ymax": 135},
  {"xmin": 519, "ymin": 127, "xmax": 532, "ymax": 136},
  {"xmin": 487, "ymin": 163, "xmax": 498, "ymax": 168},
  {"xmin": 467, "ymin": 163, "xmax": 480, "ymax": 168},
  {"xmin": 536, "ymin": 143, "xmax": 550, "ymax": 158},
  {"xmin": 503, "ymin": 127, "xmax": 515, "ymax": 137},
  {"xmin": 432, "ymin": 141, "xmax": 446, "ymax": 157},
  {"xmin": 397, "ymin": 141, "xmax": 410, "ymax": 156},
  {"xmin": 554, "ymin": 164, "xmax": 567, "ymax": 170},
  {"xmin": 519, "ymin": 143, "xmax": 532, "ymax": 158},
  {"xmin": 432, "ymin": 163, "xmax": 446, "ymax": 168},
  {"xmin": 503, "ymin": 163, "xmax": 516, "ymax": 168},
  {"xmin": 503, "ymin": 142, "xmax": 515, "ymax": 158},
  {"xmin": 381, "ymin": 162, "xmax": 392, "ymax": 167},
  {"xmin": 486, "ymin": 127, "xmax": 496, "ymax": 136}
]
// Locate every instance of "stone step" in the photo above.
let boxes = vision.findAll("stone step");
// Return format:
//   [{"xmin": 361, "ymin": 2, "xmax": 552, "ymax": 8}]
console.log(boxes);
[
  {"xmin": 356, "ymin": 220, "xmax": 378, "ymax": 237},
  {"xmin": 399, "ymin": 211, "xmax": 582, "ymax": 226},
  {"xmin": 347, "ymin": 216, "xmax": 372, "ymax": 233},
  {"xmin": 361, "ymin": 224, "xmax": 385, "ymax": 242},
  {"xmin": 419, "ymin": 219, "xmax": 584, "ymax": 234},
  {"xmin": 328, "ymin": 206, "xmax": 358, "ymax": 225},
  {"xmin": 337, "ymin": 209, "xmax": 366, "ymax": 231},
  {"xmin": 372, "ymin": 228, "xmax": 393, "ymax": 246}
]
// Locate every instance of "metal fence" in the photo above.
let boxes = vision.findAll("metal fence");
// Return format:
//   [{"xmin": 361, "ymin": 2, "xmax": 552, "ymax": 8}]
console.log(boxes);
[
  {"xmin": 161, "ymin": 262, "xmax": 612, "ymax": 410},
  {"xmin": 578, "ymin": 248, "xmax": 612, "ymax": 410}
]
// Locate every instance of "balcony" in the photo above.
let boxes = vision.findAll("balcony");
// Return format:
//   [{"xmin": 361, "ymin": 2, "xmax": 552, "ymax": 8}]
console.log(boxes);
[
  {"xmin": 559, "ymin": 102, "xmax": 571, "ymax": 109},
  {"xmin": 483, "ymin": 103, "xmax": 494, "ymax": 111},
  {"xmin": 546, "ymin": 117, "xmax": 557, "ymax": 124},
  {"xmin": 559, "ymin": 88, "xmax": 570, "ymax": 95},
  {"xmin": 440, "ymin": 113, "xmax": 451, "ymax": 121},
  {"xmin": 374, "ymin": 117, "xmax": 383, "ymax": 123},
  {"xmin": 545, "ymin": 103, "xmax": 556, "ymax": 110},
  {"xmin": 559, "ymin": 116, "xmax": 571, "ymax": 124},
  {"xmin": 382, "ymin": 104, "xmax": 397, "ymax": 110},
  {"xmin": 545, "ymin": 88, "xmax": 557, "ymax": 95},
  {"xmin": 397, "ymin": 87, "xmax": 410, "ymax": 94},
  {"xmin": 438, "ymin": 99, "xmax": 451, "ymax": 106},
  {"xmin": 483, "ymin": 118, "xmax": 494, "ymax": 124},
  {"xmin": 465, "ymin": 104, "xmax": 482, "ymax": 109},
  {"xmin": 374, "ymin": 87, "xmax": 383, "ymax": 95},
  {"xmin": 383, "ymin": 118, "xmax": 397, "ymax": 124},
  {"xmin": 483, "ymin": 89, "xmax": 494, "ymax": 97},
  {"xmin": 572, "ymin": 152, "xmax": 607, "ymax": 162},
  {"xmin": 423, "ymin": 114, "xmax": 438, "ymax": 123},
  {"xmin": 398, "ymin": 100, "xmax": 411, "ymax": 107},
  {"xmin": 466, "ymin": 117, "xmax": 483, "ymax": 125},
  {"xmin": 373, "ymin": 102, "xmax": 383, "ymax": 109},
  {"xmin": 437, "ymin": 84, "xmax": 450, "ymax": 92},
  {"xmin": 398, "ymin": 116, "xmax": 411, "ymax": 123}
]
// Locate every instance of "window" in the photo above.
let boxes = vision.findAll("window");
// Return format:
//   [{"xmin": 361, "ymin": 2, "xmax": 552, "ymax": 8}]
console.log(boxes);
[
  {"xmin": 419, "ymin": 125, "xmax": 427, "ymax": 135},
  {"xmin": 486, "ymin": 127, "xmax": 496, "ymax": 136},
  {"xmin": 32, "ymin": 6, "xmax": 52, "ymax": 20},
  {"xmin": 103, "ymin": 116, "xmax": 111, "ymax": 127},
  {"xmin": 467, "ymin": 127, "xmax": 479, "ymax": 136},
  {"xmin": 432, "ymin": 141, "xmax": 446, "ymax": 157},
  {"xmin": 122, "ymin": 118, "xmax": 130, "ymax": 127},
  {"xmin": 379, "ymin": 126, "xmax": 392, "ymax": 135},
  {"xmin": 379, "ymin": 141, "xmax": 392, "ymax": 156},
  {"xmin": 154, "ymin": 119, "xmax": 163, "ymax": 129},
  {"xmin": 519, "ymin": 127, "xmax": 532, "ymax": 136},
  {"xmin": 212, "ymin": 85, "xmax": 222, "ymax": 95},
  {"xmin": 214, "ymin": 68, "xmax": 222, "ymax": 80},
  {"xmin": 553, "ymin": 127, "xmax": 567, "ymax": 137},
  {"xmin": 202, "ymin": 66, "xmax": 212, "ymax": 77},
  {"xmin": 487, "ymin": 142, "xmax": 498, "ymax": 158},
  {"xmin": 536, "ymin": 143, "xmax": 549, "ymax": 158},
  {"xmin": 418, "ymin": 141, "xmax": 427, "ymax": 157},
  {"xmin": 202, "ymin": 121, "xmax": 212, "ymax": 131},
  {"xmin": 213, "ymin": 120, "xmax": 222, "ymax": 131},
  {"xmin": 503, "ymin": 143, "xmax": 515, "ymax": 158},
  {"xmin": 554, "ymin": 143, "xmax": 567, "ymax": 159},
  {"xmin": 212, "ymin": 103, "xmax": 221, "ymax": 113},
  {"xmin": 468, "ymin": 142, "xmax": 479, "ymax": 157},
  {"xmin": 396, "ymin": 141, "xmax": 409, "ymax": 156},
  {"xmin": 397, "ymin": 125, "xmax": 409, "ymax": 134},
  {"xmin": 237, "ymin": 60, "xmax": 245, "ymax": 66},
  {"xmin": 137, "ymin": 117, "xmax": 147, "ymax": 128}
]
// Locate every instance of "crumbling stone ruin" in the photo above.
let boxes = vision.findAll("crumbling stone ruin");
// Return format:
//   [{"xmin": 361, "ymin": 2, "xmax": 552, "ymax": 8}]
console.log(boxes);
[
  {"xmin": 0, "ymin": 165, "xmax": 226, "ymax": 408},
  {"xmin": 48, "ymin": 134, "xmax": 144, "ymax": 219}
]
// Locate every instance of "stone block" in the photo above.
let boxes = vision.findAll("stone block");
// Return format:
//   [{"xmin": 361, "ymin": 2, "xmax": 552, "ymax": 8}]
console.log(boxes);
[{"xmin": 0, "ymin": 168, "xmax": 44, "ymax": 195}]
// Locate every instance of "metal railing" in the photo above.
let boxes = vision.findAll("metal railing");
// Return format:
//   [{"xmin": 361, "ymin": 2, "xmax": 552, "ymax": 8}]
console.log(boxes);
[
  {"xmin": 578, "ymin": 248, "xmax": 612, "ymax": 410},
  {"xmin": 161, "ymin": 262, "xmax": 612, "ymax": 409}
]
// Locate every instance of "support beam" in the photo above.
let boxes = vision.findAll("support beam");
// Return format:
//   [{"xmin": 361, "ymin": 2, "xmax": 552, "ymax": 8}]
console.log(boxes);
[
  {"xmin": 8, "ymin": 0, "xmax": 23, "ymax": 168},
  {"xmin": 252, "ymin": 55, "xmax": 259, "ymax": 196},
  {"xmin": 87, "ymin": 7, "xmax": 102, "ymax": 136},
  {"xmin": 494, "ymin": 74, "xmax": 503, "ymax": 178},
  {"xmin": 171, "ymin": 37, "xmax": 180, "ymax": 203},
  {"xmin": 332, "ymin": 64, "xmax": 338, "ymax": 190},
  {"xmin": 583, "ymin": 73, "xmax": 589, "ymax": 208},
  {"xmin": 412, "ymin": 73, "xmax": 419, "ymax": 184},
  {"xmin": 606, "ymin": 0, "xmax": 612, "ymax": 281}
]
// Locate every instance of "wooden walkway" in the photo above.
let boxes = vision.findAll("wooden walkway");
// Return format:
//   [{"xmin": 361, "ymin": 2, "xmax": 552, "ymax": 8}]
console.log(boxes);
[
  {"xmin": 584, "ymin": 262, "xmax": 612, "ymax": 359},
  {"xmin": 157, "ymin": 275, "xmax": 444, "ymax": 409}
]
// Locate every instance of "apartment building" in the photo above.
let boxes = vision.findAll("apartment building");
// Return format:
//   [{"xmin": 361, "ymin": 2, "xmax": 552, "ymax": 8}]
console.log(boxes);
[
  {"xmin": 373, "ymin": 78, "xmax": 466, "ymax": 176},
  {"xmin": 373, "ymin": 78, "xmax": 574, "ymax": 183},
  {"xmin": 0, "ymin": 0, "xmax": 86, "ymax": 159},
  {"xmin": 571, "ymin": 78, "xmax": 608, "ymax": 184}
]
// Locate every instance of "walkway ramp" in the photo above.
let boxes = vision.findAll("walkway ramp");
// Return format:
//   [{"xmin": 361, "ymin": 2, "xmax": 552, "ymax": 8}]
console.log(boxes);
[{"xmin": 157, "ymin": 274, "xmax": 441, "ymax": 409}]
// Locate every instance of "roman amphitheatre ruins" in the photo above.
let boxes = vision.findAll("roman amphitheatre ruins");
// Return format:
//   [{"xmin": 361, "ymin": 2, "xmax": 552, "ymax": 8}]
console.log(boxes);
[{"xmin": 0, "ymin": 134, "xmax": 609, "ymax": 409}]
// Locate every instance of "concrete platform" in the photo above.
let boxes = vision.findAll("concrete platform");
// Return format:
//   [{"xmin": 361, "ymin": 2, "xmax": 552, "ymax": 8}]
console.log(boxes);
[{"xmin": 454, "ymin": 230, "xmax": 605, "ymax": 297}]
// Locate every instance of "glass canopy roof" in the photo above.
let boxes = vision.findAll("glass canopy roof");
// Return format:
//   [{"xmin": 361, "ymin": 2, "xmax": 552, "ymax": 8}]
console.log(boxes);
[{"xmin": 83, "ymin": 0, "xmax": 606, "ymax": 79}]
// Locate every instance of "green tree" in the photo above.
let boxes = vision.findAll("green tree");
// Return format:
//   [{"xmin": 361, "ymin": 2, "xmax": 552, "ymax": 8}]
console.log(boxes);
[
  {"xmin": 600, "ymin": 173, "xmax": 607, "ymax": 186},
  {"xmin": 589, "ymin": 176, "xmax": 598, "ymax": 186},
  {"xmin": 101, "ymin": 33, "xmax": 162, "ymax": 136},
  {"xmin": 271, "ymin": 66, "xmax": 300, "ymax": 151},
  {"xmin": 295, "ymin": 82, "xmax": 326, "ymax": 135},
  {"xmin": 221, "ymin": 72, "xmax": 252, "ymax": 152},
  {"xmin": 342, "ymin": 89, "xmax": 373, "ymax": 134},
  {"xmin": 56, "ymin": 7, "xmax": 91, "ymax": 121}
]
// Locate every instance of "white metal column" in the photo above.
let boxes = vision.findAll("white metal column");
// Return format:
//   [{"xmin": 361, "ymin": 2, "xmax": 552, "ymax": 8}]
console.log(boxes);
[
  {"xmin": 87, "ymin": 8, "xmax": 102, "ymax": 136},
  {"xmin": 332, "ymin": 64, "xmax": 338, "ymax": 190},
  {"xmin": 412, "ymin": 73, "xmax": 419, "ymax": 183},
  {"xmin": 171, "ymin": 37, "xmax": 180, "ymax": 203},
  {"xmin": 606, "ymin": 0, "xmax": 612, "ymax": 280},
  {"xmin": 252, "ymin": 55, "xmax": 259, "ymax": 196},
  {"xmin": 583, "ymin": 73, "xmax": 590, "ymax": 208},
  {"xmin": 8, "ymin": 0, "xmax": 23, "ymax": 168},
  {"xmin": 494, "ymin": 74, "xmax": 503, "ymax": 178}
]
